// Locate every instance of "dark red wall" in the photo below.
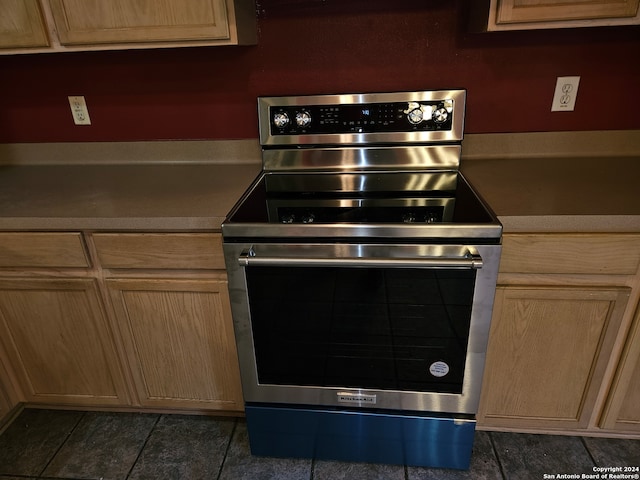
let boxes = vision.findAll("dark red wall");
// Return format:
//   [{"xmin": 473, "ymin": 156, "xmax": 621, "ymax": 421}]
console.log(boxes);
[{"xmin": 1, "ymin": 0, "xmax": 639, "ymax": 143}]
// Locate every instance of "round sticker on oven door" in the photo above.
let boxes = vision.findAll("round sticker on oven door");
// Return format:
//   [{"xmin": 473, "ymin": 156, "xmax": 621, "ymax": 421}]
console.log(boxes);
[{"xmin": 429, "ymin": 361, "xmax": 450, "ymax": 378}]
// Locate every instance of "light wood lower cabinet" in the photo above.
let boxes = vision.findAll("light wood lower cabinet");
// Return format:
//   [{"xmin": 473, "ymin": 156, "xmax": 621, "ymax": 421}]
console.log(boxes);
[
  {"xmin": 0, "ymin": 231, "xmax": 243, "ymax": 416},
  {"xmin": 613, "ymin": 357, "xmax": 640, "ymax": 431},
  {"xmin": 478, "ymin": 285, "xmax": 629, "ymax": 430},
  {"xmin": 0, "ymin": 388, "xmax": 9, "ymax": 423},
  {"xmin": 600, "ymin": 303, "xmax": 640, "ymax": 432},
  {"xmin": 0, "ymin": 278, "xmax": 128, "ymax": 406},
  {"xmin": 106, "ymin": 277, "xmax": 243, "ymax": 411},
  {"xmin": 478, "ymin": 233, "xmax": 640, "ymax": 435},
  {"xmin": 93, "ymin": 232, "xmax": 243, "ymax": 412},
  {"xmin": 2, "ymin": 228, "xmax": 638, "ymax": 437},
  {"xmin": 0, "ymin": 355, "xmax": 21, "ymax": 428}
]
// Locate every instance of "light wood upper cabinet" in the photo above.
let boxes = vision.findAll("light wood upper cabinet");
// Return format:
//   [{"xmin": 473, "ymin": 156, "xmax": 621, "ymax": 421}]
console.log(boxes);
[
  {"xmin": 472, "ymin": 0, "xmax": 640, "ymax": 30},
  {"xmin": 498, "ymin": 0, "xmax": 639, "ymax": 23},
  {"xmin": 0, "ymin": 0, "xmax": 49, "ymax": 49},
  {"xmin": 1, "ymin": 0, "xmax": 256, "ymax": 54},
  {"xmin": 50, "ymin": 0, "xmax": 232, "ymax": 45}
]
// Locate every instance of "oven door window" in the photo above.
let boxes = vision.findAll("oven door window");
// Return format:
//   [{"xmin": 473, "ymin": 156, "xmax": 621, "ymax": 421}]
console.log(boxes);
[{"xmin": 245, "ymin": 266, "xmax": 476, "ymax": 394}]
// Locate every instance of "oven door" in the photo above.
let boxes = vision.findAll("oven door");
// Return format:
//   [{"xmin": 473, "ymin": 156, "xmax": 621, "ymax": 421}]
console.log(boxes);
[{"xmin": 224, "ymin": 242, "xmax": 501, "ymax": 415}]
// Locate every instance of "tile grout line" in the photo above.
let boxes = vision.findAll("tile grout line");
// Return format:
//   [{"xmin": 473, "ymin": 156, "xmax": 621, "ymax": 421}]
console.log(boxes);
[
  {"xmin": 580, "ymin": 437, "xmax": 599, "ymax": 467},
  {"xmin": 38, "ymin": 471, "xmax": 95, "ymax": 477},
  {"xmin": 38, "ymin": 475, "xmax": 91, "ymax": 480},
  {"xmin": 124, "ymin": 413, "xmax": 162, "ymax": 480},
  {"xmin": 215, "ymin": 417, "xmax": 238, "ymax": 480},
  {"xmin": 310, "ymin": 457, "xmax": 317, "ymax": 480},
  {"xmin": 488, "ymin": 431, "xmax": 508, "ymax": 480},
  {"xmin": 37, "ymin": 410, "xmax": 87, "ymax": 478}
]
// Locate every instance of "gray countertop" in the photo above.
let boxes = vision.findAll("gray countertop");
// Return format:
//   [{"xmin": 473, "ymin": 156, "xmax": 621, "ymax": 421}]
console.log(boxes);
[
  {"xmin": 461, "ymin": 156, "xmax": 640, "ymax": 233},
  {"xmin": 0, "ymin": 163, "xmax": 261, "ymax": 231},
  {"xmin": 0, "ymin": 135, "xmax": 638, "ymax": 233}
]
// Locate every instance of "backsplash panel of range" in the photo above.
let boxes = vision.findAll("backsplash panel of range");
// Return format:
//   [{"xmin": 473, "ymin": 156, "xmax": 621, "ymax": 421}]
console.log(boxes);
[{"xmin": 222, "ymin": 90, "xmax": 502, "ymax": 470}]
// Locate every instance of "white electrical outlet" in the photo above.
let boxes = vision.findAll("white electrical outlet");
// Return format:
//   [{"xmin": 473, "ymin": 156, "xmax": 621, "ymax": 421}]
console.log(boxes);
[
  {"xmin": 551, "ymin": 76, "xmax": 580, "ymax": 112},
  {"xmin": 68, "ymin": 96, "xmax": 92, "ymax": 125}
]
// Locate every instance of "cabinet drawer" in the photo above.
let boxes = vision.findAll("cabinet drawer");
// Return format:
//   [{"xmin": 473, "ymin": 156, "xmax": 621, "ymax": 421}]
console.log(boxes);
[
  {"xmin": 92, "ymin": 233, "xmax": 224, "ymax": 270},
  {"xmin": 0, "ymin": 233, "xmax": 89, "ymax": 268},
  {"xmin": 500, "ymin": 234, "xmax": 640, "ymax": 275}
]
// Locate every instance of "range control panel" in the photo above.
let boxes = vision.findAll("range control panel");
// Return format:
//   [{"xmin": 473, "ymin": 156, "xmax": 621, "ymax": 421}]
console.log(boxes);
[
  {"xmin": 269, "ymin": 100, "xmax": 454, "ymax": 135},
  {"xmin": 258, "ymin": 90, "xmax": 466, "ymax": 146}
]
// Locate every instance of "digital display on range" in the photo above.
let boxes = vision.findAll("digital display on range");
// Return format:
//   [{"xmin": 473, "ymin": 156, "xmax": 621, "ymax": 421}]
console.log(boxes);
[{"xmin": 269, "ymin": 101, "xmax": 453, "ymax": 135}]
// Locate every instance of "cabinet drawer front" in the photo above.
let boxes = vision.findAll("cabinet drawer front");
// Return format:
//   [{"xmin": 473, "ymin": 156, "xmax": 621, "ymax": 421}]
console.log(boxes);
[
  {"xmin": 93, "ymin": 233, "xmax": 224, "ymax": 270},
  {"xmin": 500, "ymin": 234, "xmax": 640, "ymax": 275},
  {"xmin": 0, "ymin": 233, "xmax": 89, "ymax": 268}
]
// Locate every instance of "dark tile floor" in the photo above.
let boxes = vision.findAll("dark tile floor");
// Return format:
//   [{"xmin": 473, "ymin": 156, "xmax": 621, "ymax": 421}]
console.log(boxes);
[{"xmin": 0, "ymin": 408, "xmax": 638, "ymax": 480}]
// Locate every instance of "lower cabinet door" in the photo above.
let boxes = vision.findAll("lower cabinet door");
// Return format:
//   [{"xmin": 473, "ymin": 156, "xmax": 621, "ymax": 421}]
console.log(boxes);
[
  {"xmin": 613, "ymin": 358, "xmax": 640, "ymax": 431},
  {"xmin": 0, "ymin": 384, "xmax": 12, "ymax": 424},
  {"xmin": 600, "ymin": 302, "xmax": 640, "ymax": 432},
  {"xmin": 478, "ymin": 285, "xmax": 630, "ymax": 430},
  {"xmin": 0, "ymin": 278, "xmax": 128, "ymax": 406},
  {"xmin": 0, "ymin": 358, "xmax": 20, "ymax": 425},
  {"xmin": 106, "ymin": 277, "xmax": 243, "ymax": 411}
]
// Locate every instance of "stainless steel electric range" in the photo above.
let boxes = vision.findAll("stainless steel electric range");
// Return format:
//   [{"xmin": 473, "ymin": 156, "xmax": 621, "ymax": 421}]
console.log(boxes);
[{"xmin": 222, "ymin": 90, "xmax": 502, "ymax": 469}]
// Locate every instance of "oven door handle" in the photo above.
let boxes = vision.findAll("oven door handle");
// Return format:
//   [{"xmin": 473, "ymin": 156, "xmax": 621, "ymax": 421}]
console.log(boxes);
[{"xmin": 238, "ymin": 248, "xmax": 483, "ymax": 269}]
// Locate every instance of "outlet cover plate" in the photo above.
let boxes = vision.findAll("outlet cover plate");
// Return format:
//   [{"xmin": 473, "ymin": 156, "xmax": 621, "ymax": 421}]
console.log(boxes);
[
  {"xmin": 68, "ymin": 96, "xmax": 92, "ymax": 125},
  {"xmin": 551, "ymin": 76, "xmax": 580, "ymax": 112}
]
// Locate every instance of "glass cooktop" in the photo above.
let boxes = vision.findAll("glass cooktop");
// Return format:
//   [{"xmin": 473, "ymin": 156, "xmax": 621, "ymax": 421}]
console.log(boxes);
[{"xmin": 223, "ymin": 171, "xmax": 502, "ymax": 241}]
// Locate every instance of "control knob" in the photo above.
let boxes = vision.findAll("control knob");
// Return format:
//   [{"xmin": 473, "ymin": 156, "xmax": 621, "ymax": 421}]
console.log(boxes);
[
  {"xmin": 273, "ymin": 112, "xmax": 290, "ymax": 129},
  {"xmin": 301, "ymin": 213, "xmax": 315, "ymax": 224},
  {"xmin": 402, "ymin": 212, "xmax": 416, "ymax": 223},
  {"xmin": 405, "ymin": 102, "xmax": 424, "ymax": 125},
  {"xmin": 432, "ymin": 107, "xmax": 448, "ymax": 123},
  {"xmin": 425, "ymin": 212, "xmax": 439, "ymax": 223},
  {"xmin": 295, "ymin": 110, "xmax": 312, "ymax": 128},
  {"xmin": 281, "ymin": 213, "xmax": 295, "ymax": 224}
]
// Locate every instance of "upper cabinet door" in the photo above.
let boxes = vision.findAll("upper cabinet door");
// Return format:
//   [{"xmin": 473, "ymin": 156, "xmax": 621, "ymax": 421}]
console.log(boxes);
[
  {"xmin": 0, "ymin": 0, "xmax": 49, "ymax": 48},
  {"xmin": 49, "ymin": 0, "xmax": 231, "ymax": 45},
  {"xmin": 471, "ymin": 0, "xmax": 640, "ymax": 30},
  {"xmin": 497, "ymin": 0, "xmax": 640, "ymax": 24}
]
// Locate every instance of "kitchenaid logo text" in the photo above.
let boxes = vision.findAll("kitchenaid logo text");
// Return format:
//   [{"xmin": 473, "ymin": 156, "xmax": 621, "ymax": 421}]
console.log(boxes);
[{"xmin": 337, "ymin": 392, "xmax": 376, "ymax": 404}]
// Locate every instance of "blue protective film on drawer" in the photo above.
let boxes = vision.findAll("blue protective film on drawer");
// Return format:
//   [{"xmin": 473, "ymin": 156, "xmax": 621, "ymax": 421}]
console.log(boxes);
[{"xmin": 245, "ymin": 404, "xmax": 475, "ymax": 470}]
